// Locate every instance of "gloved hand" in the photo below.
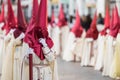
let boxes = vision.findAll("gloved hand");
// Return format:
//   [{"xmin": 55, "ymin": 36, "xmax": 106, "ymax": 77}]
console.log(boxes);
[
  {"xmin": 39, "ymin": 38, "xmax": 47, "ymax": 47},
  {"xmin": 0, "ymin": 22, "xmax": 4, "ymax": 28},
  {"xmin": 86, "ymin": 38, "xmax": 93, "ymax": 42},
  {"xmin": 9, "ymin": 29, "xmax": 15, "ymax": 34},
  {"xmin": 27, "ymin": 47, "xmax": 34, "ymax": 54}
]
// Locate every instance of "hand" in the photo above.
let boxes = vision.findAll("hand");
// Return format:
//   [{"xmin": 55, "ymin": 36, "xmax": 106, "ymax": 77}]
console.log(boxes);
[
  {"xmin": 27, "ymin": 48, "xmax": 34, "ymax": 54},
  {"xmin": 86, "ymin": 38, "xmax": 93, "ymax": 42},
  {"xmin": 0, "ymin": 22, "xmax": 4, "ymax": 28},
  {"xmin": 9, "ymin": 29, "xmax": 15, "ymax": 34},
  {"xmin": 39, "ymin": 38, "xmax": 47, "ymax": 47}
]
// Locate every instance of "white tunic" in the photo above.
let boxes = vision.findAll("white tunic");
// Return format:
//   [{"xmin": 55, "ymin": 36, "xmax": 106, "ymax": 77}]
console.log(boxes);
[
  {"xmin": 81, "ymin": 38, "xmax": 93, "ymax": 66},
  {"xmin": 22, "ymin": 43, "xmax": 59, "ymax": 80},
  {"xmin": 102, "ymin": 35, "xmax": 115, "ymax": 76},
  {"xmin": 94, "ymin": 34, "xmax": 105, "ymax": 70},
  {"xmin": 0, "ymin": 23, "xmax": 5, "ymax": 75},
  {"xmin": 51, "ymin": 27, "xmax": 60, "ymax": 55},
  {"xmin": 1, "ymin": 32, "xmax": 24, "ymax": 80},
  {"xmin": 60, "ymin": 26, "xmax": 70, "ymax": 57},
  {"xmin": 63, "ymin": 32, "xmax": 76, "ymax": 61}
]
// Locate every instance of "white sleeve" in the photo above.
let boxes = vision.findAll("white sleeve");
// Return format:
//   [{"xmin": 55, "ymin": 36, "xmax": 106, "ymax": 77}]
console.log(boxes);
[
  {"xmin": 42, "ymin": 46, "xmax": 56, "ymax": 62},
  {"xmin": 86, "ymin": 38, "xmax": 93, "ymax": 42},
  {"xmin": 24, "ymin": 47, "xmax": 34, "ymax": 64},
  {"xmin": 9, "ymin": 29, "xmax": 16, "ymax": 34},
  {"xmin": 0, "ymin": 22, "xmax": 4, "ymax": 28},
  {"xmin": 27, "ymin": 47, "xmax": 34, "ymax": 55}
]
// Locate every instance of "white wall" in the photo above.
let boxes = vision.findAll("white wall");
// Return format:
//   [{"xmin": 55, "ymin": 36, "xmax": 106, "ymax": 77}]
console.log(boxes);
[
  {"xmin": 116, "ymin": 0, "xmax": 120, "ymax": 15},
  {"xmin": 97, "ymin": 0, "xmax": 105, "ymax": 17}
]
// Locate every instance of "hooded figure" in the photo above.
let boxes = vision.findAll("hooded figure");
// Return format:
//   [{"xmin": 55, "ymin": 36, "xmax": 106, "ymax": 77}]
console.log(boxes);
[
  {"xmin": 50, "ymin": 9, "xmax": 61, "ymax": 56},
  {"xmin": 102, "ymin": 6, "xmax": 120, "ymax": 76},
  {"xmin": 110, "ymin": 14, "xmax": 120, "ymax": 79},
  {"xmin": 1, "ymin": 0, "xmax": 27, "ymax": 80},
  {"xmin": 100, "ymin": 6, "xmax": 110, "ymax": 36},
  {"xmin": 24, "ymin": 0, "xmax": 58, "ymax": 80},
  {"xmin": 57, "ymin": 4, "xmax": 69, "ymax": 57},
  {"xmin": 81, "ymin": 12, "xmax": 98, "ymax": 67},
  {"xmin": 4, "ymin": 0, "xmax": 17, "ymax": 35},
  {"xmin": 13, "ymin": 0, "xmax": 27, "ymax": 38},
  {"xmin": 0, "ymin": 3, "xmax": 5, "ymax": 75},
  {"xmin": 86, "ymin": 12, "xmax": 99, "ymax": 40},
  {"xmin": 22, "ymin": 0, "xmax": 39, "ymax": 79},
  {"xmin": 51, "ymin": 10, "xmax": 55, "ymax": 27},
  {"xmin": 1, "ymin": 0, "xmax": 17, "ymax": 79},
  {"xmin": 63, "ymin": 10, "xmax": 84, "ymax": 61},
  {"xmin": 95, "ymin": 6, "xmax": 110, "ymax": 71},
  {"xmin": 0, "ymin": 3, "xmax": 5, "ymax": 30},
  {"xmin": 57, "ymin": 4, "xmax": 67, "ymax": 27},
  {"xmin": 47, "ymin": 10, "xmax": 55, "ymax": 38}
]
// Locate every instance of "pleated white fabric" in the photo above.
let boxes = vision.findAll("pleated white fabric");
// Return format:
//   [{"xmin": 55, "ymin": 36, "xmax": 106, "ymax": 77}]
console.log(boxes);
[
  {"xmin": 51, "ymin": 27, "xmax": 61, "ymax": 55},
  {"xmin": 102, "ymin": 35, "xmax": 115, "ymax": 76},
  {"xmin": 63, "ymin": 32, "xmax": 76, "ymax": 61},
  {"xmin": 81, "ymin": 38, "xmax": 93, "ymax": 66},
  {"xmin": 95, "ymin": 34, "xmax": 105, "ymax": 70}
]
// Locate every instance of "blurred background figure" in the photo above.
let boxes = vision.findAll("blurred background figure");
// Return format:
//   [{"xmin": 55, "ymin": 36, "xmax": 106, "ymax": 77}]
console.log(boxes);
[{"xmin": 97, "ymin": 13, "xmax": 104, "ymax": 25}]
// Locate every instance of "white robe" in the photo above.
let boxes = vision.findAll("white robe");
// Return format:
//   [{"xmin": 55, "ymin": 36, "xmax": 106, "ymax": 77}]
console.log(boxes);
[
  {"xmin": 90, "ymin": 40, "xmax": 98, "ymax": 66},
  {"xmin": 51, "ymin": 27, "xmax": 60, "ymax": 55},
  {"xmin": 21, "ymin": 43, "xmax": 59, "ymax": 80},
  {"xmin": 110, "ymin": 33, "xmax": 120, "ymax": 79},
  {"xmin": 0, "ymin": 34, "xmax": 4, "ymax": 75},
  {"xmin": 63, "ymin": 32, "xmax": 76, "ymax": 61},
  {"xmin": 0, "ymin": 30, "xmax": 12, "ymax": 76},
  {"xmin": 102, "ymin": 35, "xmax": 115, "ymax": 76},
  {"xmin": 94, "ymin": 34, "xmax": 105, "ymax": 70},
  {"xmin": 60, "ymin": 26, "xmax": 70, "ymax": 57},
  {"xmin": 0, "ymin": 23, "xmax": 5, "ymax": 75},
  {"xmin": 1, "ymin": 32, "xmax": 24, "ymax": 80},
  {"xmin": 73, "ymin": 30, "xmax": 86, "ymax": 61},
  {"xmin": 81, "ymin": 38, "xmax": 94, "ymax": 66}
]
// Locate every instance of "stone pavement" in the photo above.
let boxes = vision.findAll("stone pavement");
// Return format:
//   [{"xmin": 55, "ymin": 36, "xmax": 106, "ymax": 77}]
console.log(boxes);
[{"xmin": 57, "ymin": 58, "xmax": 113, "ymax": 80}]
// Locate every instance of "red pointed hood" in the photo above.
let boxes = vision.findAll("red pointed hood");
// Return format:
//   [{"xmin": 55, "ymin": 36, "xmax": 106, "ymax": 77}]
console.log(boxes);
[
  {"xmin": 30, "ymin": 0, "xmax": 38, "ymax": 25},
  {"xmin": 0, "ymin": 3, "xmax": 5, "ymax": 23},
  {"xmin": 25, "ymin": 0, "xmax": 38, "ymax": 34},
  {"xmin": 57, "ymin": 4, "xmax": 67, "ymax": 27},
  {"xmin": 71, "ymin": 10, "xmax": 83, "ymax": 37},
  {"xmin": 37, "ymin": 0, "xmax": 48, "ymax": 38},
  {"xmin": 101, "ymin": 6, "xmax": 110, "ymax": 36},
  {"xmin": 13, "ymin": 0, "xmax": 27, "ymax": 38},
  {"xmin": 5, "ymin": 0, "xmax": 17, "ymax": 34},
  {"xmin": 24, "ymin": 0, "xmax": 53, "ymax": 60},
  {"xmin": 86, "ymin": 12, "xmax": 99, "ymax": 40},
  {"xmin": 104, "ymin": 6, "xmax": 110, "ymax": 29},
  {"xmin": 91, "ymin": 12, "xmax": 97, "ymax": 30},
  {"xmin": 17, "ymin": 0, "xmax": 27, "ymax": 31},
  {"xmin": 37, "ymin": 0, "xmax": 53, "ymax": 48},
  {"xmin": 109, "ymin": 6, "xmax": 120, "ymax": 37},
  {"xmin": 119, "ymin": 17, "xmax": 120, "ymax": 33}
]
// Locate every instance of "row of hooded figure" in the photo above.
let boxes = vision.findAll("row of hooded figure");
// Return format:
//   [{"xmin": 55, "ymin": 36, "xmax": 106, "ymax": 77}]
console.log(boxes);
[
  {"xmin": 48, "ymin": 3, "xmax": 120, "ymax": 80},
  {"xmin": 0, "ymin": 0, "xmax": 59, "ymax": 80}
]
